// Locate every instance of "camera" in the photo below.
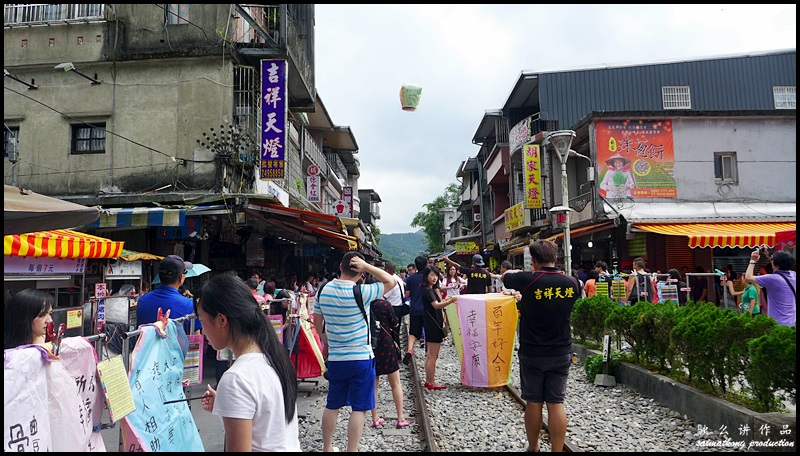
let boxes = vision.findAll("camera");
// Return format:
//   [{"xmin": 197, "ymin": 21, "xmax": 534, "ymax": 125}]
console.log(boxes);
[{"xmin": 759, "ymin": 246, "xmax": 769, "ymax": 256}]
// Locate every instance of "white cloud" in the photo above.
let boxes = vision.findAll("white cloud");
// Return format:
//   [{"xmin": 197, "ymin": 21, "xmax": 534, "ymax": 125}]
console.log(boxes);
[{"xmin": 315, "ymin": 4, "xmax": 796, "ymax": 233}]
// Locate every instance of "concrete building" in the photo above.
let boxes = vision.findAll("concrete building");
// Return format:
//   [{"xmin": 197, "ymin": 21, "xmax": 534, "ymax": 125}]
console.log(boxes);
[{"xmin": 458, "ymin": 49, "xmax": 795, "ymax": 277}]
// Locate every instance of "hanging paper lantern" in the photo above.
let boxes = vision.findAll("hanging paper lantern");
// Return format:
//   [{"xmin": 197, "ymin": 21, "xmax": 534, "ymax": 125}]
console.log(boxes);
[{"xmin": 399, "ymin": 83, "xmax": 422, "ymax": 111}]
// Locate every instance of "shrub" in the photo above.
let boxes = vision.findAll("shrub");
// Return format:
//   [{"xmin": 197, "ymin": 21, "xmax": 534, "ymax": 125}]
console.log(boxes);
[
  {"xmin": 571, "ymin": 295, "xmax": 618, "ymax": 344},
  {"xmin": 746, "ymin": 325, "xmax": 796, "ymax": 412},
  {"xmin": 630, "ymin": 302, "xmax": 679, "ymax": 371},
  {"xmin": 584, "ymin": 352, "xmax": 619, "ymax": 383}
]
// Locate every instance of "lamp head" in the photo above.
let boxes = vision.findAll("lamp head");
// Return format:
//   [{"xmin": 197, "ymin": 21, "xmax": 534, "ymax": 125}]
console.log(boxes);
[
  {"xmin": 546, "ymin": 130, "xmax": 576, "ymax": 162},
  {"xmin": 55, "ymin": 62, "xmax": 76, "ymax": 72}
]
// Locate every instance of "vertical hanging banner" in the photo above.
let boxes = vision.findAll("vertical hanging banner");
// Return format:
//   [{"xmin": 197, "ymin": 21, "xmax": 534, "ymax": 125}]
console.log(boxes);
[
  {"xmin": 307, "ymin": 164, "xmax": 321, "ymax": 202},
  {"xmin": 524, "ymin": 145, "xmax": 543, "ymax": 209},
  {"xmin": 342, "ymin": 186, "xmax": 354, "ymax": 218},
  {"xmin": 260, "ymin": 59, "xmax": 287, "ymax": 180},
  {"xmin": 444, "ymin": 293, "xmax": 518, "ymax": 387}
]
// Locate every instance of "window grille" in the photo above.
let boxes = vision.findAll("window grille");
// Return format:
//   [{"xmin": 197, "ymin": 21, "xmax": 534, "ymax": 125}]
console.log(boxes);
[
  {"xmin": 662, "ymin": 86, "xmax": 691, "ymax": 109},
  {"xmin": 71, "ymin": 123, "xmax": 106, "ymax": 154},
  {"xmin": 773, "ymin": 86, "xmax": 796, "ymax": 110},
  {"xmin": 713, "ymin": 152, "xmax": 738, "ymax": 184}
]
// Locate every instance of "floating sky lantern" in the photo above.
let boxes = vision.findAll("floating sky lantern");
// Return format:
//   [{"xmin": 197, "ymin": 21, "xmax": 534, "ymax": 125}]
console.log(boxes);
[{"xmin": 399, "ymin": 83, "xmax": 422, "ymax": 111}]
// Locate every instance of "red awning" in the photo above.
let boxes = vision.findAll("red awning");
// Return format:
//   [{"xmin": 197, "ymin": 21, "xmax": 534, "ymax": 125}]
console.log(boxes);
[
  {"xmin": 775, "ymin": 228, "xmax": 796, "ymax": 249},
  {"xmin": 633, "ymin": 222, "xmax": 796, "ymax": 248},
  {"xmin": 4, "ymin": 229, "xmax": 125, "ymax": 259},
  {"xmin": 247, "ymin": 201, "xmax": 358, "ymax": 251}
]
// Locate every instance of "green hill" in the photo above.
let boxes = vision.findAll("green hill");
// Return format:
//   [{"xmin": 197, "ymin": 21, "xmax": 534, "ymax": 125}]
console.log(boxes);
[{"xmin": 377, "ymin": 230, "xmax": 426, "ymax": 268}]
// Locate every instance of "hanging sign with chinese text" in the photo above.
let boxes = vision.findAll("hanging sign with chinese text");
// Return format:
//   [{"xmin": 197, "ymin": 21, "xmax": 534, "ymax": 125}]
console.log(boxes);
[
  {"xmin": 504, "ymin": 202, "xmax": 525, "ymax": 232},
  {"xmin": 455, "ymin": 241, "xmax": 480, "ymax": 255},
  {"xmin": 260, "ymin": 59, "xmax": 287, "ymax": 180},
  {"xmin": 524, "ymin": 144, "xmax": 543, "ymax": 209},
  {"xmin": 307, "ymin": 176, "xmax": 321, "ymax": 202},
  {"xmin": 343, "ymin": 186, "xmax": 354, "ymax": 218},
  {"xmin": 445, "ymin": 294, "xmax": 518, "ymax": 387},
  {"xmin": 509, "ymin": 117, "xmax": 531, "ymax": 153},
  {"xmin": 4, "ymin": 255, "xmax": 86, "ymax": 274}
]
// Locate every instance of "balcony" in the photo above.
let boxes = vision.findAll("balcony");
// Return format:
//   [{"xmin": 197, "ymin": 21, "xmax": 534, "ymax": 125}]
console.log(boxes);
[
  {"xmin": 4, "ymin": 3, "xmax": 105, "ymax": 26},
  {"xmin": 233, "ymin": 4, "xmax": 315, "ymax": 111},
  {"xmin": 303, "ymin": 128, "xmax": 327, "ymax": 176}
]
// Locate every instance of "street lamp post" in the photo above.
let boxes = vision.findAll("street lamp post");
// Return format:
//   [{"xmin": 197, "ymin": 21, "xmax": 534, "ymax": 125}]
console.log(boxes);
[{"xmin": 546, "ymin": 130, "xmax": 576, "ymax": 273}]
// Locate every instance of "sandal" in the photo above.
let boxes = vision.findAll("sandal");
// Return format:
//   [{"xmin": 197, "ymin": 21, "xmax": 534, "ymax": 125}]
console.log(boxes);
[
  {"xmin": 371, "ymin": 418, "xmax": 385, "ymax": 428},
  {"xmin": 396, "ymin": 418, "xmax": 413, "ymax": 428}
]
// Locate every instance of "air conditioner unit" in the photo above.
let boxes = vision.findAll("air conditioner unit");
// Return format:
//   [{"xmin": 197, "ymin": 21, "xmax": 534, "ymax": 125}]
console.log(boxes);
[{"xmin": 473, "ymin": 213, "xmax": 481, "ymax": 222}]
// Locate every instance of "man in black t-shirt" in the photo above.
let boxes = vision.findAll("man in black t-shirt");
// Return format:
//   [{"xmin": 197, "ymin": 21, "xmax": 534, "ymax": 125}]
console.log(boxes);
[
  {"xmin": 502, "ymin": 240, "xmax": 580, "ymax": 453},
  {"xmin": 443, "ymin": 254, "xmax": 491, "ymax": 294}
]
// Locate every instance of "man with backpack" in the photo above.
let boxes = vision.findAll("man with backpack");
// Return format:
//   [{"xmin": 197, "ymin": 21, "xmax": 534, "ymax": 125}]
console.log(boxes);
[{"xmin": 313, "ymin": 251, "xmax": 395, "ymax": 452}]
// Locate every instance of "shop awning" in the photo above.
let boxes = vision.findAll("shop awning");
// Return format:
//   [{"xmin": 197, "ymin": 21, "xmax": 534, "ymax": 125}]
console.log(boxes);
[
  {"xmin": 4, "ymin": 184, "xmax": 101, "ymax": 235},
  {"xmin": 775, "ymin": 228, "xmax": 796, "ymax": 249},
  {"xmin": 86, "ymin": 207, "xmax": 187, "ymax": 228},
  {"xmin": 246, "ymin": 201, "xmax": 358, "ymax": 251},
  {"xmin": 632, "ymin": 222, "xmax": 796, "ymax": 249},
  {"xmin": 544, "ymin": 221, "xmax": 615, "ymax": 242},
  {"xmin": 4, "ymin": 229, "xmax": 125, "ymax": 259}
]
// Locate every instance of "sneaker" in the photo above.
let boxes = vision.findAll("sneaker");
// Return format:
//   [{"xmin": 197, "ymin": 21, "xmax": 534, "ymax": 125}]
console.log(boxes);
[{"xmin": 402, "ymin": 351, "xmax": 412, "ymax": 366}]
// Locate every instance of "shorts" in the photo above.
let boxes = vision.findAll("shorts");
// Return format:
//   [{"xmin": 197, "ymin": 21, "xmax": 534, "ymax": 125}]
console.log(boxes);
[
  {"xmin": 409, "ymin": 314, "xmax": 424, "ymax": 340},
  {"xmin": 519, "ymin": 353, "xmax": 571, "ymax": 403},
  {"xmin": 325, "ymin": 359, "xmax": 376, "ymax": 411}
]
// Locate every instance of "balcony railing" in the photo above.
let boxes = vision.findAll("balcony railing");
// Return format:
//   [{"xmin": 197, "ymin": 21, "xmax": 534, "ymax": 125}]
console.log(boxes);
[
  {"xmin": 495, "ymin": 116, "xmax": 509, "ymax": 145},
  {"xmin": 4, "ymin": 4, "xmax": 105, "ymax": 26},
  {"xmin": 232, "ymin": 4, "xmax": 280, "ymax": 45},
  {"xmin": 569, "ymin": 191, "xmax": 592, "ymax": 213},
  {"xmin": 303, "ymin": 128, "xmax": 326, "ymax": 174}
]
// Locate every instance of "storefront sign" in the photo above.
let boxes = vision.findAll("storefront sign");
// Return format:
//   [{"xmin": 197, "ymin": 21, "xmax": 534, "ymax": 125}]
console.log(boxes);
[
  {"xmin": 595, "ymin": 119, "xmax": 676, "ymax": 199},
  {"xmin": 260, "ymin": 59, "xmax": 287, "ymax": 180},
  {"xmin": 509, "ymin": 117, "xmax": 531, "ymax": 153},
  {"xmin": 331, "ymin": 199, "xmax": 350, "ymax": 217},
  {"xmin": 307, "ymin": 175, "xmax": 321, "ymax": 202},
  {"xmin": 524, "ymin": 144, "xmax": 543, "ymax": 209},
  {"xmin": 343, "ymin": 186, "xmax": 354, "ymax": 218},
  {"xmin": 106, "ymin": 260, "xmax": 142, "ymax": 277},
  {"xmin": 504, "ymin": 202, "xmax": 525, "ymax": 232},
  {"xmin": 455, "ymin": 241, "xmax": 480, "ymax": 255},
  {"xmin": 4, "ymin": 255, "xmax": 86, "ymax": 274},
  {"xmin": 156, "ymin": 216, "xmax": 202, "ymax": 240},
  {"xmin": 66, "ymin": 309, "xmax": 83, "ymax": 329}
]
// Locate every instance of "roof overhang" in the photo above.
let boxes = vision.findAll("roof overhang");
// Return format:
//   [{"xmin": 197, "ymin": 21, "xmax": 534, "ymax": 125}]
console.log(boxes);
[
  {"xmin": 608, "ymin": 202, "xmax": 796, "ymax": 224},
  {"xmin": 472, "ymin": 109, "xmax": 503, "ymax": 143},
  {"xmin": 246, "ymin": 201, "xmax": 358, "ymax": 251},
  {"xmin": 502, "ymin": 72, "xmax": 539, "ymax": 112}
]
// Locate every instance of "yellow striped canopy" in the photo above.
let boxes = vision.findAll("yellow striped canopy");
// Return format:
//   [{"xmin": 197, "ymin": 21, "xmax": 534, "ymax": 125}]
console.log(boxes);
[
  {"xmin": 633, "ymin": 222, "xmax": 796, "ymax": 249},
  {"xmin": 4, "ymin": 229, "xmax": 124, "ymax": 259}
]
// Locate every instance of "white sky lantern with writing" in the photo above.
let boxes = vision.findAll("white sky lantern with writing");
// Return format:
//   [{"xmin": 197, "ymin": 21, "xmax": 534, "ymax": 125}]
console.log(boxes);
[{"xmin": 400, "ymin": 83, "xmax": 422, "ymax": 111}]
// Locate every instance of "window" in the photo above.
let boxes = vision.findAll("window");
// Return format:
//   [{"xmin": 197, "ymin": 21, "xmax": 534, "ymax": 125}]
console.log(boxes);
[
  {"xmin": 714, "ymin": 152, "xmax": 738, "ymax": 184},
  {"xmin": 662, "ymin": 86, "xmax": 691, "ymax": 109},
  {"xmin": 773, "ymin": 86, "xmax": 796, "ymax": 110},
  {"xmin": 166, "ymin": 4, "xmax": 189, "ymax": 25},
  {"xmin": 71, "ymin": 123, "xmax": 106, "ymax": 154},
  {"xmin": 4, "ymin": 126, "xmax": 20, "ymax": 160}
]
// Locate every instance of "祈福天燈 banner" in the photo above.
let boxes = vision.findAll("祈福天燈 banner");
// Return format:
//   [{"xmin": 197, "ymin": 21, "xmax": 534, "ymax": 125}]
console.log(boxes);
[
  {"xmin": 445, "ymin": 293, "xmax": 518, "ymax": 387},
  {"xmin": 595, "ymin": 119, "xmax": 676, "ymax": 199}
]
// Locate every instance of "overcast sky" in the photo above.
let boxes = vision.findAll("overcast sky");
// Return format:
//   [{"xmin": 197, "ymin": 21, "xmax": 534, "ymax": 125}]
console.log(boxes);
[{"xmin": 314, "ymin": 4, "xmax": 796, "ymax": 234}]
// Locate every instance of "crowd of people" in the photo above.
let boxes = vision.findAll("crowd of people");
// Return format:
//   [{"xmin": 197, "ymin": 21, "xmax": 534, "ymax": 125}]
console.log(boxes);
[{"xmin": 4, "ymin": 241, "xmax": 794, "ymax": 452}]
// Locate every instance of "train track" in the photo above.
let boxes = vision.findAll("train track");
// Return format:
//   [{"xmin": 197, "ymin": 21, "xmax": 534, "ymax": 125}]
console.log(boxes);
[{"xmin": 404, "ymin": 325, "xmax": 578, "ymax": 452}]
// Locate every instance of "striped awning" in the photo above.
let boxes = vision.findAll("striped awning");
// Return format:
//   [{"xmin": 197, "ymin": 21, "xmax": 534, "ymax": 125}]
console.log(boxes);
[
  {"xmin": 4, "ymin": 229, "xmax": 125, "ymax": 259},
  {"xmin": 633, "ymin": 222, "xmax": 796, "ymax": 249},
  {"xmin": 87, "ymin": 207, "xmax": 186, "ymax": 228}
]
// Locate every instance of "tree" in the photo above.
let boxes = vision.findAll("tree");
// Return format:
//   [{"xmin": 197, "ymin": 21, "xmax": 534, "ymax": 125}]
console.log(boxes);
[{"xmin": 411, "ymin": 183, "xmax": 460, "ymax": 253}]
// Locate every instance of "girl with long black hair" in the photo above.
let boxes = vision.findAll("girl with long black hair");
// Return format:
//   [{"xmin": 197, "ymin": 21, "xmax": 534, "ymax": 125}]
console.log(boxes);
[{"xmin": 197, "ymin": 273, "xmax": 299, "ymax": 451}]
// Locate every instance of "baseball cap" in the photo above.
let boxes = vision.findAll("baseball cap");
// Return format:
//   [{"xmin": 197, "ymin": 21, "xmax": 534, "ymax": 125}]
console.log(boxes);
[
  {"xmin": 158, "ymin": 255, "xmax": 193, "ymax": 280},
  {"xmin": 472, "ymin": 254, "xmax": 485, "ymax": 267}
]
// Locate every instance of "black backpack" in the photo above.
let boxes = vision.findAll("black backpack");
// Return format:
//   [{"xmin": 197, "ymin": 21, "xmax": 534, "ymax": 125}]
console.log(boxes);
[{"xmin": 317, "ymin": 282, "xmax": 380, "ymax": 351}]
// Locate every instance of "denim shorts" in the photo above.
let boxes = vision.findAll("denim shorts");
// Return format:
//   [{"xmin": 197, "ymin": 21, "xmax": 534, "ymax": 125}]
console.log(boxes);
[
  {"xmin": 325, "ymin": 359, "xmax": 376, "ymax": 411},
  {"xmin": 519, "ymin": 353, "xmax": 572, "ymax": 403}
]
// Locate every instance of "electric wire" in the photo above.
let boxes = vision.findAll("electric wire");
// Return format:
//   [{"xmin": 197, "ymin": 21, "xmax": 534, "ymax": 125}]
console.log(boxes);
[{"xmin": 3, "ymin": 85, "xmax": 214, "ymax": 164}]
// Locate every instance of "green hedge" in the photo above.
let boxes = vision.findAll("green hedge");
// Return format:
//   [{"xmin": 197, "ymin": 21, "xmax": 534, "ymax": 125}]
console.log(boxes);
[{"xmin": 572, "ymin": 299, "xmax": 794, "ymax": 412}]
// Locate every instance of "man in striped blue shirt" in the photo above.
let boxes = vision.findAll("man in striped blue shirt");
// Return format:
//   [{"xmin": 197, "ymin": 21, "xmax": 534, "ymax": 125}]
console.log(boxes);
[{"xmin": 313, "ymin": 251, "xmax": 396, "ymax": 452}]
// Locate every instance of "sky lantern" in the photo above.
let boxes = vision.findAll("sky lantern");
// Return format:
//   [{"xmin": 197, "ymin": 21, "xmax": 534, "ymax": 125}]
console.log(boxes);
[{"xmin": 399, "ymin": 83, "xmax": 422, "ymax": 111}]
